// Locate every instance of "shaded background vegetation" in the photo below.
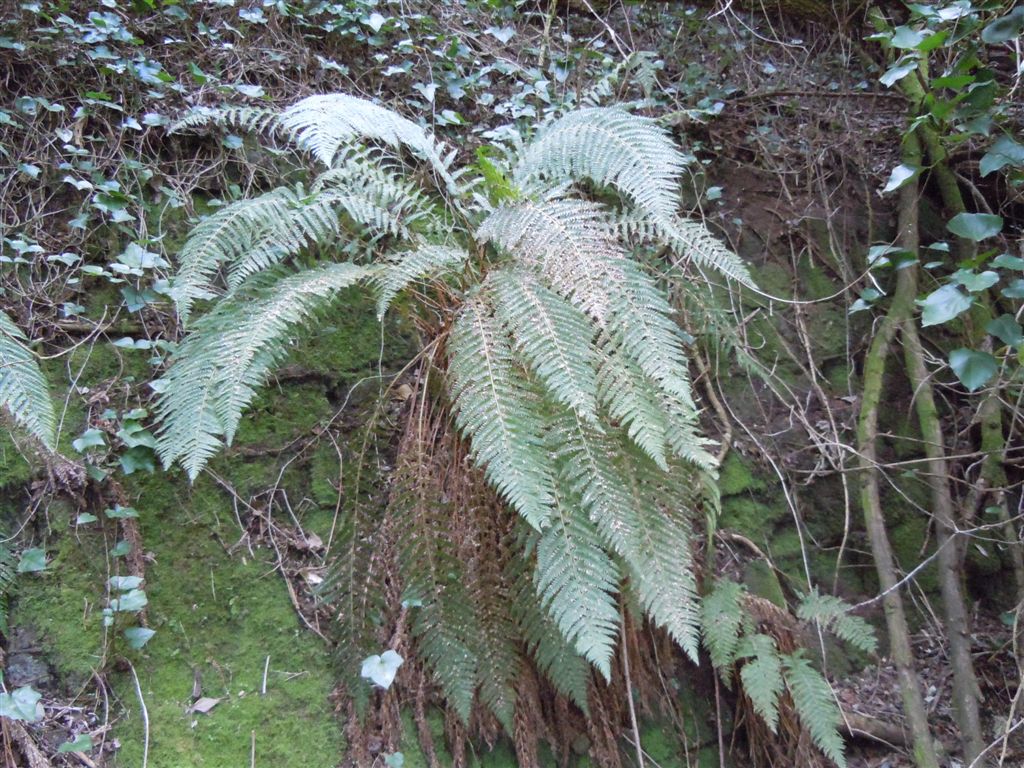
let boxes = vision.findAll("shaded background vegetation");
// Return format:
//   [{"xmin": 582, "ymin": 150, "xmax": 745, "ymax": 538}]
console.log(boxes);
[{"xmin": 1, "ymin": 0, "xmax": 1023, "ymax": 766}]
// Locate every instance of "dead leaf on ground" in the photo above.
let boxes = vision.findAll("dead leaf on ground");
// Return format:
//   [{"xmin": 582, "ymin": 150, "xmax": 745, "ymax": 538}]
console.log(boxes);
[{"xmin": 188, "ymin": 696, "xmax": 221, "ymax": 715}]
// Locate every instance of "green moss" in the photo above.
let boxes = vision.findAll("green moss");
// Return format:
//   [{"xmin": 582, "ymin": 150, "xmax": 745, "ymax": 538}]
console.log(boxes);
[
  {"xmin": 742, "ymin": 560, "xmax": 786, "ymax": 608},
  {"xmin": 0, "ymin": 436, "xmax": 32, "ymax": 495},
  {"xmin": 750, "ymin": 263, "xmax": 791, "ymax": 298},
  {"xmin": 110, "ymin": 473, "xmax": 345, "ymax": 767},
  {"xmin": 718, "ymin": 453, "xmax": 764, "ymax": 497},
  {"xmin": 638, "ymin": 723, "xmax": 685, "ymax": 767},
  {"xmin": 287, "ymin": 288, "xmax": 414, "ymax": 377},
  {"xmin": 889, "ymin": 517, "xmax": 938, "ymax": 594},
  {"xmin": 11, "ymin": 503, "xmax": 107, "ymax": 689},
  {"xmin": 719, "ymin": 497, "xmax": 787, "ymax": 542}
]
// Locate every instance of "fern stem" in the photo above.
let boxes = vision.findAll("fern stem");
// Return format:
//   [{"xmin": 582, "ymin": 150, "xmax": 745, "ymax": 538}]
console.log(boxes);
[{"xmin": 620, "ymin": 621, "xmax": 645, "ymax": 768}]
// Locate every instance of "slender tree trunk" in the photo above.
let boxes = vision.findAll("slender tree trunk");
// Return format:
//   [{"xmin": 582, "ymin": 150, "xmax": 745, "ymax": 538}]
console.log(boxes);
[
  {"xmin": 855, "ymin": 133, "xmax": 940, "ymax": 768},
  {"xmin": 869, "ymin": 20, "xmax": 990, "ymax": 758},
  {"xmin": 901, "ymin": 313, "xmax": 986, "ymax": 764}
]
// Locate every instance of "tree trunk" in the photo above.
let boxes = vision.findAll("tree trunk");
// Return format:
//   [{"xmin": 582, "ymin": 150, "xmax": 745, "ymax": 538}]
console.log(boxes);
[
  {"xmin": 901, "ymin": 313, "xmax": 986, "ymax": 764},
  {"xmin": 855, "ymin": 133, "xmax": 940, "ymax": 768}
]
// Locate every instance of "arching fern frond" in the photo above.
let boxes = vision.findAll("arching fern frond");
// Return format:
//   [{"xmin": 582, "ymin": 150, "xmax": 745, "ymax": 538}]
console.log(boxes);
[
  {"xmin": 596, "ymin": 351, "xmax": 668, "ymax": 470},
  {"xmin": 171, "ymin": 188, "xmax": 296, "ymax": 322},
  {"xmin": 511, "ymin": 535, "xmax": 593, "ymax": 712},
  {"xmin": 783, "ymin": 651, "xmax": 847, "ymax": 768},
  {"xmin": 373, "ymin": 245, "xmax": 469, "ymax": 320},
  {"xmin": 491, "ymin": 269, "xmax": 600, "ymax": 423},
  {"xmin": 412, "ymin": 563, "xmax": 481, "ymax": 724},
  {"xmin": 278, "ymin": 94, "xmax": 452, "ymax": 179},
  {"xmin": 515, "ymin": 108, "xmax": 685, "ymax": 221},
  {"xmin": 171, "ymin": 105, "xmax": 279, "ymax": 136},
  {"xmin": 700, "ymin": 578, "xmax": 745, "ymax": 673},
  {"xmin": 478, "ymin": 199, "xmax": 625, "ymax": 322},
  {"xmin": 796, "ymin": 589, "xmax": 877, "ymax": 654},
  {"xmin": 551, "ymin": 416, "xmax": 700, "ymax": 660},
  {"xmin": 447, "ymin": 295, "xmax": 555, "ymax": 530},
  {"xmin": 534, "ymin": 485, "xmax": 621, "ymax": 681},
  {"xmin": 155, "ymin": 263, "xmax": 372, "ymax": 478},
  {"xmin": 617, "ymin": 447, "xmax": 702, "ymax": 661},
  {"xmin": 0, "ymin": 311, "xmax": 56, "ymax": 451},
  {"xmin": 613, "ymin": 213, "xmax": 754, "ymax": 287},
  {"xmin": 225, "ymin": 188, "xmax": 412, "ymax": 289},
  {"xmin": 605, "ymin": 259, "xmax": 695, "ymax": 406},
  {"xmin": 736, "ymin": 633, "xmax": 783, "ymax": 734}
]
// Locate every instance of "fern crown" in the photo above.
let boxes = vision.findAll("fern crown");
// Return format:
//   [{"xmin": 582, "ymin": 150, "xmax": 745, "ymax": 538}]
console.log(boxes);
[{"xmin": 156, "ymin": 92, "xmax": 771, "ymax": 741}]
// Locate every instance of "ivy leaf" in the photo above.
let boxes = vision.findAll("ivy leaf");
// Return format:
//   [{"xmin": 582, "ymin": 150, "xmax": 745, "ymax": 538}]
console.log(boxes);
[
  {"xmin": 234, "ymin": 84, "xmax": 265, "ymax": 98},
  {"xmin": 882, "ymin": 164, "xmax": 918, "ymax": 193},
  {"xmin": 979, "ymin": 135, "xmax": 1024, "ymax": 177},
  {"xmin": 880, "ymin": 60, "xmax": 918, "ymax": 87},
  {"xmin": 124, "ymin": 627, "xmax": 156, "ymax": 649},
  {"xmin": 949, "ymin": 348, "xmax": 997, "ymax": 392},
  {"xmin": 951, "ymin": 269, "xmax": 999, "ymax": 292},
  {"xmin": 111, "ymin": 588, "xmax": 148, "ymax": 612},
  {"xmin": 1003, "ymin": 279, "xmax": 1024, "ymax": 299},
  {"xmin": 17, "ymin": 547, "xmax": 46, "ymax": 573},
  {"xmin": 111, "ymin": 540, "xmax": 132, "ymax": 557},
  {"xmin": 57, "ymin": 734, "xmax": 94, "ymax": 753},
  {"xmin": 986, "ymin": 315, "xmax": 1024, "ymax": 348},
  {"xmin": 890, "ymin": 26, "xmax": 926, "ymax": 49},
  {"xmin": 0, "ymin": 686, "xmax": 43, "ymax": 722},
  {"xmin": 360, "ymin": 650, "xmax": 404, "ymax": 689},
  {"xmin": 105, "ymin": 505, "xmax": 140, "ymax": 519},
  {"xmin": 72, "ymin": 428, "xmax": 107, "ymax": 452},
  {"xmin": 946, "ymin": 213, "xmax": 1003, "ymax": 241},
  {"xmin": 918, "ymin": 285, "xmax": 971, "ymax": 327},
  {"xmin": 109, "ymin": 575, "xmax": 144, "ymax": 591},
  {"xmin": 485, "ymin": 26, "xmax": 516, "ymax": 44},
  {"xmin": 993, "ymin": 253, "xmax": 1024, "ymax": 270},
  {"xmin": 120, "ymin": 446, "xmax": 156, "ymax": 474},
  {"xmin": 982, "ymin": 6, "xmax": 1024, "ymax": 44}
]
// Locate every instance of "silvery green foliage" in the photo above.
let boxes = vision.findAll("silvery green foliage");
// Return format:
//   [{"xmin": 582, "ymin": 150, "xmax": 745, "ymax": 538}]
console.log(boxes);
[
  {"xmin": 0, "ymin": 311, "xmax": 55, "ymax": 450},
  {"xmin": 157, "ymin": 91, "xmax": 762, "ymax": 730}
]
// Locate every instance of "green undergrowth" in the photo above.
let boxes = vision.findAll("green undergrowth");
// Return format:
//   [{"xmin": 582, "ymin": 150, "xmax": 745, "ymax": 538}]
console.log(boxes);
[{"xmin": 111, "ymin": 473, "xmax": 344, "ymax": 768}]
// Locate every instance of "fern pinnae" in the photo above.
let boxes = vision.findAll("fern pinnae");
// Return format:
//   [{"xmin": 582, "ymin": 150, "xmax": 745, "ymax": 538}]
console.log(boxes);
[
  {"xmin": 171, "ymin": 105, "xmax": 279, "ymax": 137},
  {"xmin": 534, "ymin": 484, "xmax": 621, "ymax": 681},
  {"xmin": 736, "ymin": 633, "xmax": 783, "ymax": 734},
  {"xmin": 700, "ymin": 578, "xmax": 745, "ymax": 673},
  {"xmin": 478, "ymin": 198, "xmax": 625, "ymax": 323},
  {"xmin": 618, "ymin": 449, "xmax": 701, "ymax": 661},
  {"xmin": 447, "ymin": 295, "xmax": 555, "ymax": 530},
  {"xmin": 606, "ymin": 259, "xmax": 695, "ymax": 406},
  {"xmin": 783, "ymin": 651, "xmax": 847, "ymax": 768},
  {"xmin": 549, "ymin": 415, "xmax": 703, "ymax": 657},
  {"xmin": 511, "ymin": 536, "xmax": 593, "ymax": 711},
  {"xmin": 0, "ymin": 311, "xmax": 56, "ymax": 450},
  {"xmin": 171, "ymin": 188, "xmax": 296, "ymax": 322},
  {"xmin": 156, "ymin": 263, "xmax": 372, "ymax": 478},
  {"xmin": 595, "ymin": 349, "xmax": 669, "ymax": 470},
  {"xmin": 613, "ymin": 212, "xmax": 755, "ymax": 288},
  {"xmin": 225, "ymin": 187, "xmax": 416, "ymax": 289},
  {"xmin": 515, "ymin": 108, "xmax": 685, "ymax": 221},
  {"xmin": 796, "ymin": 590, "xmax": 877, "ymax": 655},
  {"xmin": 491, "ymin": 269, "xmax": 601, "ymax": 422},
  {"xmin": 374, "ymin": 245, "xmax": 469, "ymax": 319}
]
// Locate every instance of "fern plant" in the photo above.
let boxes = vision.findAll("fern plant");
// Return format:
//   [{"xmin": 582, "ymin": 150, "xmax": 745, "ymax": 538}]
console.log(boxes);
[
  {"xmin": 153, "ymin": 92, "xmax": 860, "ymax": 765},
  {"xmin": 0, "ymin": 310, "xmax": 56, "ymax": 452},
  {"xmin": 701, "ymin": 578, "xmax": 877, "ymax": 767}
]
